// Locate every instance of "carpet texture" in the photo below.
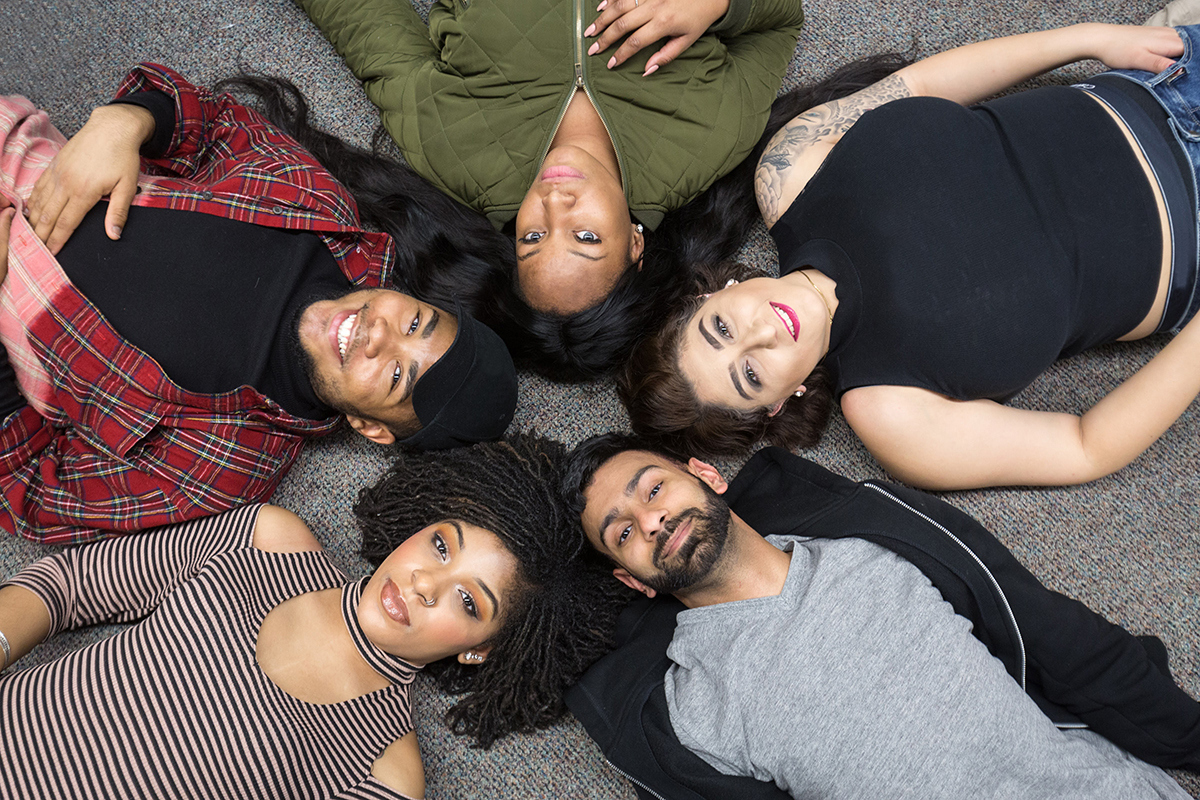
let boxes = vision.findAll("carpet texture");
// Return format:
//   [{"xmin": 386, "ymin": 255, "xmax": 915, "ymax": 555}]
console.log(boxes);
[{"xmin": 1, "ymin": 0, "xmax": 1197, "ymax": 797}]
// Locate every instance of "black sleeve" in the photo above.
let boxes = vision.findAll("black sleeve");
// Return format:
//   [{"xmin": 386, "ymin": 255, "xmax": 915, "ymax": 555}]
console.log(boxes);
[
  {"xmin": 878, "ymin": 482, "xmax": 1200, "ymax": 772},
  {"xmin": 107, "ymin": 90, "xmax": 175, "ymax": 158},
  {"xmin": 0, "ymin": 342, "xmax": 27, "ymax": 419}
]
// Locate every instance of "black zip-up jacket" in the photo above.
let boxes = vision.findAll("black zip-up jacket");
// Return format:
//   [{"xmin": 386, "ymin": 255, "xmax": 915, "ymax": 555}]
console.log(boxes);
[{"xmin": 566, "ymin": 448, "xmax": 1200, "ymax": 800}]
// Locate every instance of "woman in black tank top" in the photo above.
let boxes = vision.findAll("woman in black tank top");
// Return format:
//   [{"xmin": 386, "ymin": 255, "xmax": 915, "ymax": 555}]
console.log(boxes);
[{"xmin": 621, "ymin": 23, "xmax": 1200, "ymax": 491}]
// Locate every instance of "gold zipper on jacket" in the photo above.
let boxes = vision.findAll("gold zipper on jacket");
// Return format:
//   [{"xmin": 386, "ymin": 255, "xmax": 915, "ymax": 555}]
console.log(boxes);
[{"xmin": 535, "ymin": 0, "xmax": 629, "ymax": 196}]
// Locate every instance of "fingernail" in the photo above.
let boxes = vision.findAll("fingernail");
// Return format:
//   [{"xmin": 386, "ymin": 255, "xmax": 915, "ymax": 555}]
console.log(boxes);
[
  {"xmin": 607, "ymin": 56, "xmax": 616, "ymax": 69},
  {"xmin": 597, "ymin": 0, "xmax": 606, "ymax": 9},
  {"xmin": 586, "ymin": 26, "xmax": 596, "ymax": 39},
  {"xmin": 643, "ymin": 64, "xmax": 659, "ymax": 77},
  {"xmin": 110, "ymin": 225, "xmax": 122, "ymax": 238},
  {"xmin": 588, "ymin": 42, "xmax": 600, "ymax": 55}
]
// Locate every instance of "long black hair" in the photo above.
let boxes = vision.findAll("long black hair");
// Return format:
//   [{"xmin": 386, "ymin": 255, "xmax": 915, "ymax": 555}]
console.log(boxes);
[
  {"xmin": 214, "ymin": 73, "xmax": 764, "ymax": 381},
  {"xmin": 353, "ymin": 432, "xmax": 629, "ymax": 748}
]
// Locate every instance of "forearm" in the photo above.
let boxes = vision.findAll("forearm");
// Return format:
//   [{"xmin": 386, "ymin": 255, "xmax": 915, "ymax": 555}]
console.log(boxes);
[
  {"xmin": 897, "ymin": 23, "xmax": 1179, "ymax": 106},
  {"xmin": 0, "ymin": 584, "xmax": 51, "ymax": 671},
  {"xmin": 1075, "ymin": 316, "xmax": 1200, "ymax": 478}
]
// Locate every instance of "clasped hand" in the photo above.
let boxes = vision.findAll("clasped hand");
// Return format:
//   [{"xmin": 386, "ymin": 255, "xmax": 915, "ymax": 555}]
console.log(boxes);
[
  {"xmin": 584, "ymin": 0, "xmax": 730, "ymax": 76},
  {"xmin": 25, "ymin": 103, "xmax": 153, "ymax": 255}
]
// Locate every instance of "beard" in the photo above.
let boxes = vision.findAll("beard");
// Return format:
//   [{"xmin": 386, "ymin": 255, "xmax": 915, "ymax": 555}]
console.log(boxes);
[
  {"xmin": 291, "ymin": 288, "xmax": 354, "ymax": 417},
  {"xmin": 638, "ymin": 482, "xmax": 732, "ymax": 595}
]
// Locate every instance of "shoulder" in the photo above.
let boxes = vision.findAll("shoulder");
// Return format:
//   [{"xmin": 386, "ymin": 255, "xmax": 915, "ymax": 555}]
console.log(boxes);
[
  {"xmin": 372, "ymin": 730, "xmax": 425, "ymax": 800},
  {"xmin": 250, "ymin": 505, "xmax": 323, "ymax": 554}
]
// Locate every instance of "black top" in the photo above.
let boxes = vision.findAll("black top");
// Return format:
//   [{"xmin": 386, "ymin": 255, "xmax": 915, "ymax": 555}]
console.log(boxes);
[
  {"xmin": 772, "ymin": 86, "xmax": 1163, "ymax": 402},
  {"xmin": 57, "ymin": 202, "xmax": 347, "ymax": 420}
]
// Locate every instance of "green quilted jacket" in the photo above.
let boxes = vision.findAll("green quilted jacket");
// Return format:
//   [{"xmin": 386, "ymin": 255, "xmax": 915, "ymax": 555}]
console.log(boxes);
[{"xmin": 299, "ymin": 0, "xmax": 804, "ymax": 230}]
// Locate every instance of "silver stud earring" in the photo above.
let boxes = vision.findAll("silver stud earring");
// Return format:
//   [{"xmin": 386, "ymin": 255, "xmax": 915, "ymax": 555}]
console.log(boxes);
[
  {"xmin": 636, "ymin": 223, "xmax": 644, "ymax": 233},
  {"xmin": 724, "ymin": 278, "xmax": 738, "ymax": 288},
  {"xmin": 794, "ymin": 388, "xmax": 806, "ymax": 398},
  {"xmin": 465, "ymin": 652, "xmax": 484, "ymax": 663},
  {"xmin": 698, "ymin": 292, "xmax": 712, "ymax": 300}
]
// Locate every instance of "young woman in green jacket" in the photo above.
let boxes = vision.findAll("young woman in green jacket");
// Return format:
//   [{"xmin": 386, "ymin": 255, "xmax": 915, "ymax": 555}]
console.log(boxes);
[{"xmin": 299, "ymin": 0, "xmax": 805, "ymax": 379}]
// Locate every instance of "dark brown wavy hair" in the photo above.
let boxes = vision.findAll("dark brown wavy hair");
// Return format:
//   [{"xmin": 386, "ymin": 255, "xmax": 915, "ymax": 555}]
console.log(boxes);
[
  {"xmin": 618, "ymin": 260, "xmax": 835, "ymax": 459},
  {"xmin": 616, "ymin": 53, "xmax": 912, "ymax": 458}
]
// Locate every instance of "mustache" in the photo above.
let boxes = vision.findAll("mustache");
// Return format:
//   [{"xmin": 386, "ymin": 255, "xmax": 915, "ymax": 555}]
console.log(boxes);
[{"xmin": 655, "ymin": 507, "xmax": 703, "ymax": 560}]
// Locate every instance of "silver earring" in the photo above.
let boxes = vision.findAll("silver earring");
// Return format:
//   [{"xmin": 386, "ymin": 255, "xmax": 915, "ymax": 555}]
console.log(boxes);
[
  {"xmin": 465, "ymin": 652, "xmax": 484, "ymax": 663},
  {"xmin": 794, "ymin": 388, "xmax": 806, "ymax": 398},
  {"xmin": 724, "ymin": 278, "xmax": 738, "ymax": 288},
  {"xmin": 636, "ymin": 223, "xmax": 643, "ymax": 233},
  {"xmin": 698, "ymin": 292, "xmax": 712, "ymax": 300}
]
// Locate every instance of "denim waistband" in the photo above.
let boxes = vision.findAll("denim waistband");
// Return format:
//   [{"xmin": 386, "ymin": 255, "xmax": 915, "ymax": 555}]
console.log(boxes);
[{"xmin": 1074, "ymin": 74, "xmax": 1197, "ymax": 333}]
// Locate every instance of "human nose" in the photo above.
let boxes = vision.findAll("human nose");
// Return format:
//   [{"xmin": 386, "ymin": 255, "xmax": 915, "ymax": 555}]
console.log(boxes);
[
  {"xmin": 362, "ymin": 312, "xmax": 391, "ymax": 359},
  {"xmin": 745, "ymin": 316, "xmax": 776, "ymax": 349},
  {"xmin": 542, "ymin": 186, "xmax": 576, "ymax": 212},
  {"xmin": 634, "ymin": 504, "xmax": 667, "ymax": 540},
  {"xmin": 412, "ymin": 568, "xmax": 437, "ymax": 606}
]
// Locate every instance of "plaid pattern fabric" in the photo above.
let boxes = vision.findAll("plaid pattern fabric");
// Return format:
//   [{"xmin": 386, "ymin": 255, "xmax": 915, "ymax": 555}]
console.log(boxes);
[{"xmin": 0, "ymin": 64, "xmax": 396, "ymax": 544}]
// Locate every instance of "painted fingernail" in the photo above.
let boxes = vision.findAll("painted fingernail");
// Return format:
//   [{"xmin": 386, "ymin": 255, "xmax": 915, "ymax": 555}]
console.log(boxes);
[
  {"xmin": 607, "ymin": 56, "xmax": 616, "ymax": 69},
  {"xmin": 643, "ymin": 64, "xmax": 659, "ymax": 77},
  {"xmin": 588, "ymin": 41, "xmax": 599, "ymax": 55},
  {"xmin": 597, "ymin": 0, "xmax": 606, "ymax": 9}
]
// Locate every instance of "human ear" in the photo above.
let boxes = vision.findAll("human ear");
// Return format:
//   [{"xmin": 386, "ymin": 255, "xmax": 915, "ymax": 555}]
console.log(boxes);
[
  {"xmin": 456, "ymin": 644, "xmax": 493, "ymax": 665},
  {"xmin": 629, "ymin": 222, "xmax": 645, "ymax": 268},
  {"xmin": 346, "ymin": 415, "xmax": 397, "ymax": 446},
  {"xmin": 766, "ymin": 399, "xmax": 786, "ymax": 418},
  {"xmin": 686, "ymin": 458, "xmax": 729, "ymax": 494},
  {"xmin": 614, "ymin": 568, "xmax": 658, "ymax": 599}
]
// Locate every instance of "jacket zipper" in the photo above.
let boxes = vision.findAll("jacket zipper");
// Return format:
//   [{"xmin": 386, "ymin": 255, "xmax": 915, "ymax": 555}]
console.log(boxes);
[
  {"xmin": 862, "ymin": 482, "xmax": 1027, "ymax": 691},
  {"xmin": 535, "ymin": 0, "xmax": 629, "ymax": 193},
  {"xmin": 604, "ymin": 757, "xmax": 669, "ymax": 800}
]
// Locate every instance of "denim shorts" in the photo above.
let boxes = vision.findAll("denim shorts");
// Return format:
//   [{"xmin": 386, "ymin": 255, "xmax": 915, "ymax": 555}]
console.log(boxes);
[{"xmin": 1087, "ymin": 23, "xmax": 1200, "ymax": 333}]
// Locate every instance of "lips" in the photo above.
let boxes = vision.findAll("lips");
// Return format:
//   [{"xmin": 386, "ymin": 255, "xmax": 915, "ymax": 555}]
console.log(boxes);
[
  {"xmin": 380, "ymin": 578, "xmax": 410, "ymax": 626},
  {"xmin": 659, "ymin": 517, "xmax": 693, "ymax": 561},
  {"xmin": 770, "ymin": 302, "xmax": 799, "ymax": 342},
  {"xmin": 540, "ymin": 165, "xmax": 586, "ymax": 182},
  {"xmin": 328, "ymin": 309, "xmax": 360, "ymax": 364}
]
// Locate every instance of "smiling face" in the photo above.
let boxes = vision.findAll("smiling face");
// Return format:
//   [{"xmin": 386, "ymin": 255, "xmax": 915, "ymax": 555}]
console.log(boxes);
[
  {"xmin": 515, "ymin": 146, "xmax": 645, "ymax": 315},
  {"xmin": 357, "ymin": 520, "xmax": 517, "ymax": 666},
  {"xmin": 297, "ymin": 288, "xmax": 458, "ymax": 443},
  {"xmin": 679, "ymin": 272, "xmax": 834, "ymax": 414},
  {"xmin": 580, "ymin": 450, "xmax": 733, "ymax": 598}
]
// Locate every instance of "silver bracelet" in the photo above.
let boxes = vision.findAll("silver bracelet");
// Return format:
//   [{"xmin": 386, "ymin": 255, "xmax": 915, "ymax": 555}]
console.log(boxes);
[{"xmin": 0, "ymin": 628, "xmax": 9, "ymax": 669}]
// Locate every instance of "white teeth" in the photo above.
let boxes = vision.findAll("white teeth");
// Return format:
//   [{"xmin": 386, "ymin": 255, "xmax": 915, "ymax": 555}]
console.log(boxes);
[
  {"xmin": 337, "ymin": 313, "xmax": 357, "ymax": 361},
  {"xmin": 775, "ymin": 306, "xmax": 795, "ymax": 337}
]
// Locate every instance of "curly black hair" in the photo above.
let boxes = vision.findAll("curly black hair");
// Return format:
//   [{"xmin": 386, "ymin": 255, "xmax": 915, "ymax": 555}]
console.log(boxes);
[{"xmin": 353, "ymin": 431, "xmax": 630, "ymax": 748}]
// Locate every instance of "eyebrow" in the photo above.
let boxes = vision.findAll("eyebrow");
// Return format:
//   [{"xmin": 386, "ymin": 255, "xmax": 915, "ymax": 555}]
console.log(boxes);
[
  {"xmin": 698, "ymin": 317, "xmax": 723, "ymax": 351},
  {"xmin": 597, "ymin": 464, "xmax": 656, "ymax": 549},
  {"xmin": 729, "ymin": 363, "xmax": 751, "ymax": 401}
]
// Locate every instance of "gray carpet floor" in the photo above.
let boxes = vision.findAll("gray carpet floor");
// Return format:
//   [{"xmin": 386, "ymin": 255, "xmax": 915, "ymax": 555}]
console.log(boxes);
[{"xmin": 1, "ymin": 0, "xmax": 1197, "ymax": 797}]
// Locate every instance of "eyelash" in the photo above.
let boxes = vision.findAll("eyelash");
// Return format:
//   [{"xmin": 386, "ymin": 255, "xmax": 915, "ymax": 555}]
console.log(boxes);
[
  {"xmin": 518, "ymin": 231, "xmax": 600, "ymax": 244},
  {"xmin": 744, "ymin": 364, "xmax": 760, "ymax": 387},
  {"xmin": 391, "ymin": 364, "xmax": 402, "ymax": 390},
  {"xmin": 433, "ymin": 533, "xmax": 479, "ymax": 618},
  {"xmin": 519, "ymin": 231, "xmax": 542, "ymax": 244},
  {"xmin": 714, "ymin": 315, "xmax": 731, "ymax": 338},
  {"xmin": 407, "ymin": 314, "xmax": 420, "ymax": 335},
  {"xmin": 459, "ymin": 589, "xmax": 479, "ymax": 618}
]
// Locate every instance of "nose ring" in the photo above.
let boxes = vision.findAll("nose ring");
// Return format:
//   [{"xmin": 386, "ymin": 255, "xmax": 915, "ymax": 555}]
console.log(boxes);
[{"xmin": 423, "ymin": 596, "xmax": 435, "ymax": 607}]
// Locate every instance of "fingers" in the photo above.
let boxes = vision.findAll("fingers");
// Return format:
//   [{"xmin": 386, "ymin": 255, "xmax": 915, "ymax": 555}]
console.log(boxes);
[
  {"xmin": 640, "ymin": 34, "xmax": 696, "ymax": 76},
  {"xmin": 43, "ymin": 195, "xmax": 95, "ymax": 256},
  {"xmin": 0, "ymin": 205, "xmax": 15, "ymax": 284},
  {"xmin": 586, "ymin": 0, "xmax": 650, "ymax": 61},
  {"xmin": 104, "ymin": 178, "xmax": 136, "ymax": 241}
]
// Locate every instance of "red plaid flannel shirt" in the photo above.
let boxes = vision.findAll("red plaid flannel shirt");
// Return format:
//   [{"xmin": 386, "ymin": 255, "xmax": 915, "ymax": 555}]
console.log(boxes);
[{"xmin": 0, "ymin": 64, "xmax": 395, "ymax": 544}]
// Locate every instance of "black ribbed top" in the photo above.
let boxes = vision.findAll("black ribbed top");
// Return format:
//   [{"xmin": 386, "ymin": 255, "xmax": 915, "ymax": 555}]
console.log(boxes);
[{"xmin": 773, "ymin": 86, "xmax": 1162, "ymax": 401}]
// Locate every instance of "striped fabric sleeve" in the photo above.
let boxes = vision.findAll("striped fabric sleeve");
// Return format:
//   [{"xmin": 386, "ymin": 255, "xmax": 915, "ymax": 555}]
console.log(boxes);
[{"xmin": 2, "ymin": 504, "xmax": 262, "ymax": 637}]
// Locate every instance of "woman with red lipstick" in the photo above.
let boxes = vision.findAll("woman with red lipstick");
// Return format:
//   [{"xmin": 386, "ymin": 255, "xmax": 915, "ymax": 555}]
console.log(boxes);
[
  {"xmin": 0, "ymin": 434, "xmax": 622, "ymax": 798},
  {"xmin": 621, "ymin": 24, "xmax": 1200, "ymax": 492},
  {"xmin": 296, "ymin": 0, "xmax": 806, "ymax": 379}
]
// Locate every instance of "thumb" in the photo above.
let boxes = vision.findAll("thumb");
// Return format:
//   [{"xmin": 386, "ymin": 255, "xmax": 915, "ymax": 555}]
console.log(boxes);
[{"xmin": 104, "ymin": 178, "xmax": 136, "ymax": 240}]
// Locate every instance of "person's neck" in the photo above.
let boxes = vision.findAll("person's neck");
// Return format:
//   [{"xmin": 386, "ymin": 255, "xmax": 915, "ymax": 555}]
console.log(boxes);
[
  {"xmin": 673, "ymin": 516, "xmax": 792, "ymax": 609},
  {"xmin": 547, "ymin": 90, "xmax": 622, "ymax": 182}
]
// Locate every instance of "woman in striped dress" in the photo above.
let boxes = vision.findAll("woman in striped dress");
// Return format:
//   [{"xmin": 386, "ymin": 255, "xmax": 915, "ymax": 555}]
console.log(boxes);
[{"xmin": 0, "ymin": 434, "xmax": 618, "ymax": 799}]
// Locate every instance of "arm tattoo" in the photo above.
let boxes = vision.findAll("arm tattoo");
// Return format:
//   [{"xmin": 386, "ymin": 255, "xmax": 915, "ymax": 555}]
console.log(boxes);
[{"xmin": 756, "ymin": 73, "xmax": 912, "ymax": 228}]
